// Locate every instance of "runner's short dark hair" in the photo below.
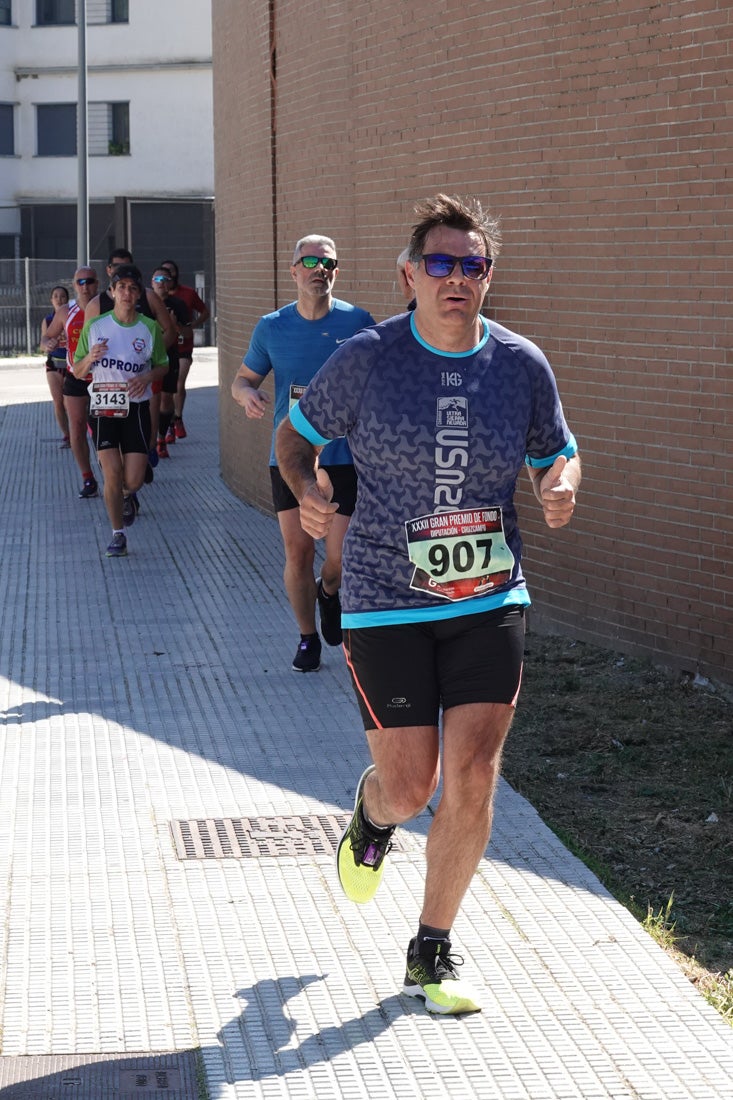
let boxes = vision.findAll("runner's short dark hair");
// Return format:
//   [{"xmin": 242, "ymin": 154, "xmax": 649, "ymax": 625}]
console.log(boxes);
[
  {"xmin": 108, "ymin": 247, "xmax": 133, "ymax": 265},
  {"xmin": 407, "ymin": 193, "xmax": 501, "ymax": 263},
  {"xmin": 110, "ymin": 263, "xmax": 143, "ymax": 292}
]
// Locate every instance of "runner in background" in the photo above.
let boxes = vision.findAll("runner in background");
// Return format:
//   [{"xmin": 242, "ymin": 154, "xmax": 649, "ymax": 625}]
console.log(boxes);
[
  {"xmin": 85, "ymin": 248, "xmax": 177, "ymax": 349},
  {"xmin": 159, "ymin": 259, "xmax": 210, "ymax": 441},
  {"xmin": 86, "ymin": 248, "xmax": 177, "ymax": 488},
  {"xmin": 41, "ymin": 267, "xmax": 101, "ymax": 499},
  {"xmin": 149, "ymin": 267, "xmax": 191, "ymax": 458},
  {"xmin": 73, "ymin": 264, "xmax": 168, "ymax": 558},
  {"xmin": 40, "ymin": 284, "xmax": 71, "ymax": 447},
  {"xmin": 231, "ymin": 234, "xmax": 375, "ymax": 672},
  {"xmin": 395, "ymin": 247, "xmax": 416, "ymax": 310}
]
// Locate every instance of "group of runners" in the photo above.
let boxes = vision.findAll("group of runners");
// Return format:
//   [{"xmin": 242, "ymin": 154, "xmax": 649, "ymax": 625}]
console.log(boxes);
[
  {"xmin": 232, "ymin": 192, "xmax": 581, "ymax": 1015},
  {"xmin": 39, "ymin": 193, "xmax": 581, "ymax": 1016},
  {"xmin": 41, "ymin": 251, "xmax": 209, "ymax": 557}
]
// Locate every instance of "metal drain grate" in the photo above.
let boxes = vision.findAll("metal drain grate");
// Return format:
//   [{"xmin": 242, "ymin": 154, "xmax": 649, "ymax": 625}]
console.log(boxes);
[
  {"xmin": 0, "ymin": 1051, "xmax": 199, "ymax": 1098},
  {"xmin": 170, "ymin": 813, "xmax": 352, "ymax": 860}
]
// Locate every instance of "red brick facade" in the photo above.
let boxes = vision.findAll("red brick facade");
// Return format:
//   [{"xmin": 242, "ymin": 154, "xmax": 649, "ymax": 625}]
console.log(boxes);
[{"xmin": 213, "ymin": 0, "xmax": 732, "ymax": 682}]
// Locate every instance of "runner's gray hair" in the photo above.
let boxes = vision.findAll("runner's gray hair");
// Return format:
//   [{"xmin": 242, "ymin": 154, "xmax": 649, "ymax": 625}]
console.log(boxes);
[{"xmin": 292, "ymin": 235, "xmax": 337, "ymax": 264}]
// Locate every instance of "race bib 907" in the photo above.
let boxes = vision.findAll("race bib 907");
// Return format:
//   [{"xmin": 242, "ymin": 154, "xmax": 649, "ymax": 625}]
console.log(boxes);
[{"xmin": 405, "ymin": 507, "xmax": 515, "ymax": 601}]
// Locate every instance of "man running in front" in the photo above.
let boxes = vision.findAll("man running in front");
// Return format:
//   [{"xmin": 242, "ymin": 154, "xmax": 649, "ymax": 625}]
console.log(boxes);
[{"xmin": 276, "ymin": 194, "xmax": 581, "ymax": 1014}]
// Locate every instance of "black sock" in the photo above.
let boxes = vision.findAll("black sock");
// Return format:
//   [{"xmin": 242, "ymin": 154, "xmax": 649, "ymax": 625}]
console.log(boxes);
[
  {"xmin": 159, "ymin": 411, "xmax": 173, "ymax": 438},
  {"xmin": 417, "ymin": 923, "xmax": 451, "ymax": 953},
  {"xmin": 300, "ymin": 632, "xmax": 318, "ymax": 642},
  {"xmin": 359, "ymin": 802, "xmax": 393, "ymax": 835}
]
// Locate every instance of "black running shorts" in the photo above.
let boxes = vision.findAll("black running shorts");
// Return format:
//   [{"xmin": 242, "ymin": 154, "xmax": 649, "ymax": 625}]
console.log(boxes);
[
  {"xmin": 343, "ymin": 605, "xmax": 526, "ymax": 730},
  {"xmin": 63, "ymin": 373, "xmax": 91, "ymax": 398},
  {"xmin": 269, "ymin": 463, "xmax": 357, "ymax": 516},
  {"xmin": 88, "ymin": 401, "xmax": 151, "ymax": 455}
]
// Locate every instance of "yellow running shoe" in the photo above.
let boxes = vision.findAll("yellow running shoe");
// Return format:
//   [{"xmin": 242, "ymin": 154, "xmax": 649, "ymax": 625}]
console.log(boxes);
[
  {"xmin": 403, "ymin": 937, "xmax": 482, "ymax": 1014},
  {"xmin": 336, "ymin": 765, "xmax": 395, "ymax": 904}
]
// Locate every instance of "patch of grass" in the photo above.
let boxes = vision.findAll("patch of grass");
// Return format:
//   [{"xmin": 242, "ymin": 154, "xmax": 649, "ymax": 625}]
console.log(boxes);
[
  {"xmin": 195, "ymin": 1049, "xmax": 210, "ymax": 1100},
  {"xmin": 701, "ymin": 969, "xmax": 733, "ymax": 1023},
  {"xmin": 502, "ymin": 629, "xmax": 733, "ymax": 1024},
  {"xmin": 644, "ymin": 894, "xmax": 678, "ymax": 952}
]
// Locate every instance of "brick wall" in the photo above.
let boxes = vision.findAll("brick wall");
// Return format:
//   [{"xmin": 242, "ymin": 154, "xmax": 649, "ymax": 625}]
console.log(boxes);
[{"xmin": 214, "ymin": 0, "xmax": 732, "ymax": 682}]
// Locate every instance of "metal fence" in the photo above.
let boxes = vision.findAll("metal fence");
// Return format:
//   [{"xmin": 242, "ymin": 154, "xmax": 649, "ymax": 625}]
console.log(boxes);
[
  {"xmin": 0, "ymin": 259, "xmax": 213, "ymax": 356},
  {"xmin": 0, "ymin": 259, "xmax": 104, "ymax": 357}
]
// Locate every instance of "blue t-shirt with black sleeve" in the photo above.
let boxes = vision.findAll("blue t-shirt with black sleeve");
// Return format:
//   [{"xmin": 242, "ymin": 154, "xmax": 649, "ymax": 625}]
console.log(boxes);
[
  {"xmin": 243, "ymin": 298, "xmax": 376, "ymax": 466},
  {"xmin": 289, "ymin": 312, "xmax": 578, "ymax": 628}
]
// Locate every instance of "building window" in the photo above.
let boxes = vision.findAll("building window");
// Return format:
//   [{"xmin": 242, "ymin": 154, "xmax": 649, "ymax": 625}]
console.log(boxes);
[
  {"xmin": 89, "ymin": 101, "xmax": 129, "ymax": 156},
  {"xmin": 110, "ymin": 0, "xmax": 128, "ymax": 22},
  {"xmin": 0, "ymin": 104, "xmax": 13, "ymax": 154},
  {"xmin": 36, "ymin": 0, "xmax": 75, "ymax": 24},
  {"xmin": 0, "ymin": 1, "xmax": 12, "ymax": 28},
  {"xmin": 87, "ymin": 0, "xmax": 128, "ymax": 24},
  {"xmin": 37, "ymin": 103, "xmax": 76, "ymax": 156}
]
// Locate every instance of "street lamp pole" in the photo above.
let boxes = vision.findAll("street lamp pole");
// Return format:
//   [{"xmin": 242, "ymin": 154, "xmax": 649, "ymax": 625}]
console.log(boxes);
[{"xmin": 76, "ymin": 0, "xmax": 88, "ymax": 266}]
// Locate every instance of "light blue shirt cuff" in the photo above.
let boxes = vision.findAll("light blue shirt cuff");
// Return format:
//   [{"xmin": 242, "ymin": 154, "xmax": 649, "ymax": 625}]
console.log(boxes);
[
  {"xmin": 525, "ymin": 434, "xmax": 578, "ymax": 468},
  {"xmin": 289, "ymin": 401, "xmax": 330, "ymax": 446}
]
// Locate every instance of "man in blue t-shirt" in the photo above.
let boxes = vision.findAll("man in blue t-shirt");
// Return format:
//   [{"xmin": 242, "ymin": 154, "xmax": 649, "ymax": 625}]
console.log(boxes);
[
  {"xmin": 276, "ymin": 194, "xmax": 581, "ymax": 1014},
  {"xmin": 231, "ymin": 234, "xmax": 375, "ymax": 672}
]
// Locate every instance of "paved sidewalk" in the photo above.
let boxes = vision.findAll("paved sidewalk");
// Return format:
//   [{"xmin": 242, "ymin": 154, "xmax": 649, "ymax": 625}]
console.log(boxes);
[{"xmin": 0, "ymin": 352, "xmax": 731, "ymax": 1099}]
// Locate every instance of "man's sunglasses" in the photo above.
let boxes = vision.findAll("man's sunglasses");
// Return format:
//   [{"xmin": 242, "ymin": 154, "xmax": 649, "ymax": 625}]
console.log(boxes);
[
  {"xmin": 420, "ymin": 254, "xmax": 492, "ymax": 280},
  {"xmin": 295, "ymin": 256, "xmax": 338, "ymax": 271},
  {"xmin": 76, "ymin": 277, "xmax": 97, "ymax": 285},
  {"xmin": 152, "ymin": 275, "xmax": 171, "ymax": 283}
]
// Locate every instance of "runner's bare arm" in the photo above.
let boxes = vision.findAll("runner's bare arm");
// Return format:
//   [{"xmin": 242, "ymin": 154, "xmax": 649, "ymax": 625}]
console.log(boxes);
[
  {"xmin": 40, "ymin": 306, "xmax": 69, "ymax": 351},
  {"xmin": 230, "ymin": 364, "xmax": 270, "ymax": 418},
  {"xmin": 84, "ymin": 295, "xmax": 101, "ymax": 324},
  {"xmin": 73, "ymin": 340, "xmax": 108, "ymax": 379},
  {"xmin": 189, "ymin": 298, "xmax": 210, "ymax": 329},
  {"xmin": 275, "ymin": 418, "xmax": 336, "ymax": 539}
]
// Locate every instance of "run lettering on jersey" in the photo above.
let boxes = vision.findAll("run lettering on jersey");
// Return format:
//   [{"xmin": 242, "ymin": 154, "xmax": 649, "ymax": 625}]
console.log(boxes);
[{"xmin": 290, "ymin": 313, "xmax": 578, "ymax": 627}]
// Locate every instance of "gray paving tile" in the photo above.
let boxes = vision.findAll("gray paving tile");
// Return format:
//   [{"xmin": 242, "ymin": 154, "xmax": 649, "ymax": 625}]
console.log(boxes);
[{"xmin": 0, "ymin": 353, "xmax": 731, "ymax": 1099}]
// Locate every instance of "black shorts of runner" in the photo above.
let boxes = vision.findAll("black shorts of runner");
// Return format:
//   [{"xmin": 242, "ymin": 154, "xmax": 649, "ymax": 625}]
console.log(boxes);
[
  {"xmin": 46, "ymin": 356, "xmax": 67, "ymax": 372},
  {"xmin": 269, "ymin": 463, "xmax": 357, "ymax": 516},
  {"xmin": 343, "ymin": 604, "xmax": 526, "ymax": 730},
  {"xmin": 161, "ymin": 362, "xmax": 180, "ymax": 394},
  {"xmin": 88, "ymin": 401, "xmax": 151, "ymax": 455},
  {"xmin": 63, "ymin": 373, "xmax": 91, "ymax": 398}
]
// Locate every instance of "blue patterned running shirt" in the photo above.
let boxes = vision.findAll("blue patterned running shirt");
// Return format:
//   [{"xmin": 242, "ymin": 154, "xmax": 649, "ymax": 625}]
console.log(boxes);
[{"xmin": 290, "ymin": 312, "xmax": 578, "ymax": 627}]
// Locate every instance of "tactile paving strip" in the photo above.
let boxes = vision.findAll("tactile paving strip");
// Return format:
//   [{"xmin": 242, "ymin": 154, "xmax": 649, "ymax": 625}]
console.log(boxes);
[
  {"xmin": 169, "ymin": 814, "xmax": 415, "ymax": 860},
  {"xmin": 0, "ymin": 1051, "xmax": 199, "ymax": 1098}
]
